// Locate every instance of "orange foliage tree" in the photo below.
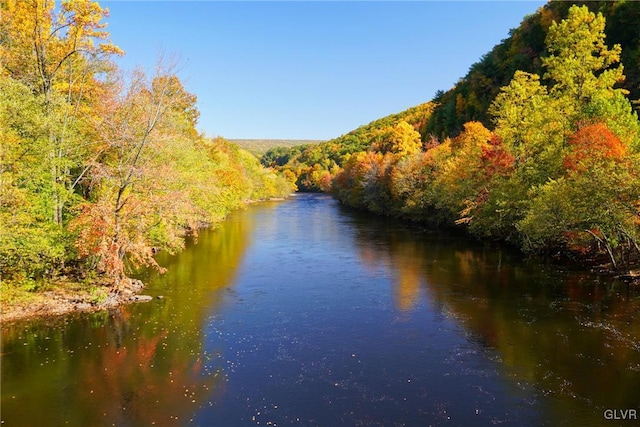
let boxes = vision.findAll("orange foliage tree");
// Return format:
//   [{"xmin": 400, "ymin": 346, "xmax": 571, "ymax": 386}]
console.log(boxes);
[
  {"xmin": 70, "ymin": 68, "xmax": 202, "ymax": 288},
  {"xmin": 563, "ymin": 122, "xmax": 627, "ymax": 172}
]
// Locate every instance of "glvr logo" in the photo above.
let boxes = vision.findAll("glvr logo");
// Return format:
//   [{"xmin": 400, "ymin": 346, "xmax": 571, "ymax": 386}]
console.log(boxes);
[{"xmin": 604, "ymin": 409, "xmax": 638, "ymax": 420}]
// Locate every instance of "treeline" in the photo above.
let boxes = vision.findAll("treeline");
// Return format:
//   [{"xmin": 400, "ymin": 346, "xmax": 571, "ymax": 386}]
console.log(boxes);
[
  {"xmin": 0, "ymin": 0, "xmax": 292, "ymax": 291},
  {"xmin": 426, "ymin": 0, "xmax": 640, "ymax": 140},
  {"xmin": 331, "ymin": 5, "xmax": 640, "ymax": 270},
  {"xmin": 261, "ymin": 103, "xmax": 433, "ymax": 191},
  {"xmin": 231, "ymin": 139, "xmax": 325, "ymax": 156}
]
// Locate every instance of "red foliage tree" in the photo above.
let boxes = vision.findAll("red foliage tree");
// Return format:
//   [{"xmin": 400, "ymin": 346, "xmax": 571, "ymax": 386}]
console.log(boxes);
[{"xmin": 480, "ymin": 135, "xmax": 515, "ymax": 178}]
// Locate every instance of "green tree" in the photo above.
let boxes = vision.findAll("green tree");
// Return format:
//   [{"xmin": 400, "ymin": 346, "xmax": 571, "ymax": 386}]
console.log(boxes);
[
  {"xmin": 0, "ymin": 76, "xmax": 67, "ymax": 281},
  {"xmin": 489, "ymin": 71, "xmax": 569, "ymax": 184},
  {"xmin": 543, "ymin": 5, "xmax": 640, "ymax": 152},
  {"xmin": 543, "ymin": 5, "xmax": 624, "ymax": 110}
]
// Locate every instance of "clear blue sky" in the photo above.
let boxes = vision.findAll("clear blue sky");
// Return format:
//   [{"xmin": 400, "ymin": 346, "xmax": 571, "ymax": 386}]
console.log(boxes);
[{"xmin": 102, "ymin": 1, "xmax": 547, "ymax": 140}]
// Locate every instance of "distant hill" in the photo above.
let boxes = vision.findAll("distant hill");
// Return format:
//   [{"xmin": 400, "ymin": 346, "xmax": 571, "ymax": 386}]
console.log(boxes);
[
  {"xmin": 230, "ymin": 139, "xmax": 325, "ymax": 156},
  {"xmin": 260, "ymin": 102, "xmax": 434, "ymax": 191}
]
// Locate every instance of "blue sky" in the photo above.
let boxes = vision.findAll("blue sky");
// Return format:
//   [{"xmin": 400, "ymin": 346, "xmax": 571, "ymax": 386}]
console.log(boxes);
[{"xmin": 102, "ymin": 1, "xmax": 547, "ymax": 140}]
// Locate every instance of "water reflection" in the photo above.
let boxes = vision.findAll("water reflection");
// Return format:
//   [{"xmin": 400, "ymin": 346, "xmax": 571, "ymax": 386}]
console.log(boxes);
[
  {"xmin": 1, "ymin": 208, "xmax": 256, "ymax": 426},
  {"xmin": 346, "ymin": 208, "xmax": 640, "ymax": 425},
  {"xmin": 1, "ymin": 195, "xmax": 639, "ymax": 427}
]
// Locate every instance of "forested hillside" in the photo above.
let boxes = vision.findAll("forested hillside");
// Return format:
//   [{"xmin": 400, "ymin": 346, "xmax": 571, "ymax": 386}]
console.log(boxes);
[
  {"xmin": 0, "ymin": 0, "xmax": 292, "ymax": 297},
  {"xmin": 330, "ymin": 4, "xmax": 640, "ymax": 272},
  {"xmin": 426, "ymin": 0, "xmax": 640, "ymax": 139},
  {"xmin": 261, "ymin": 102, "xmax": 434, "ymax": 191}
]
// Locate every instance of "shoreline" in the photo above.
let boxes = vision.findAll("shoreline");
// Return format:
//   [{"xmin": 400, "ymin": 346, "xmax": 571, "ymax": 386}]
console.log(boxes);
[
  {"xmin": 0, "ymin": 278, "xmax": 154, "ymax": 324},
  {"xmin": 2, "ymin": 192, "xmax": 638, "ymax": 324},
  {"xmin": 2, "ymin": 264, "xmax": 637, "ymax": 326},
  {"xmin": 1, "ymin": 197, "xmax": 294, "ymax": 325}
]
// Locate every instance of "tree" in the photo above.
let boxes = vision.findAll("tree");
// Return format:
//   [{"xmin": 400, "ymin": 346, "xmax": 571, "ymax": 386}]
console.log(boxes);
[
  {"xmin": 483, "ymin": 5, "xmax": 640, "ymax": 258},
  {"xmin": 543, "ymin": 5, "xmax": 639, "ymax": 152},
  {"xmin": 1, "ymin": 0, "xmax": 123, "ymax": 227},
  {"xmin": 489, "ymin": 71, "xmax": 569, "ymax": 183},
  {"xmin": 543, "ymin": 5, "xmax": 624, "ymax": 109},
  {"xmin": 563, "ymin": 123, "xmax": 627, "ymax": 172},
  {"xmin": 0, "ymin": 75, "xmax": 67, "ymax": 281},
  {"xmin": 519, "ymin": 164, "xmax": 639, "ymax": 269},
  {"xmin": 70, "ymin": 67, "xmax": 201, "ymax": 288},
  {"xmin": 0, "ymin": 1, "xmax": 295, "ymax": 292},
  {"xmin": 432, "ymin": 121, "xmax": 494, "ymax": 221},
  {"xmin": 371, "ymin": 121, "xmax": 422, "ymax": 157}
]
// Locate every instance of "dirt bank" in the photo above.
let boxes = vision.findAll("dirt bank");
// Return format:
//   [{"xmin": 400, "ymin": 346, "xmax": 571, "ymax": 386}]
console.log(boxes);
[{"xmin": 0, "ymin": 278, "xmax": 154, "ymax": 324}]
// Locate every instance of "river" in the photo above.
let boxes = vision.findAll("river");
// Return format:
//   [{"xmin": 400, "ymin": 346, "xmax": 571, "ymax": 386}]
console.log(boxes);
[{"xmin": 1, "ymin": 193, "xmax": 639, "ymax": 426}]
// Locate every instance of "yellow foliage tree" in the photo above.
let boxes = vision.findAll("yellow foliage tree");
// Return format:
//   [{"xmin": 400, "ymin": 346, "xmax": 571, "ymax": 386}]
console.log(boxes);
[{"xmin": 371, "ymin": 121, "xmax": 422, "ymax": 156}]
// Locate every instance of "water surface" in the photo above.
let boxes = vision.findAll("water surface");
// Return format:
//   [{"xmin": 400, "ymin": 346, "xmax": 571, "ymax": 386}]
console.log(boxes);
[{"xmin": 2, "ymin": 194, "xmax": 639, "ymax": 426}]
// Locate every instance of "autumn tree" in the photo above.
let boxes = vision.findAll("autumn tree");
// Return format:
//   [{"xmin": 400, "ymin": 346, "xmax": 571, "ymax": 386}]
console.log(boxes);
[
  {"xmin": 0, "ymin": 0, "xmax": 294, "ymax": 293},
  {"xmin": 371, "ymin": 121, "xmax": 422, "ymax": 157},
  {"xmin": 390, "ymin": 153, "xmax": 434, "ymax": 220},
  {"xmin": 431, "ymin": 121, "xmax": 495, "ymax": 222},
  {"xmin": 505, "ymin": 6, "xmax": 639, "ymax": 265},
  {"xmin": 543, "ymin": 5, "xmax": 623, "ymax": 111},
  {"xmin": 563, "ymin": 123, "xmax": 627, "ymax": 172},
  {"xmin": 0, "ymin": 75, "xmax": 68, "ymax": 281},
  {"xmin": 519, "ymin": 122, "xmax": 639, "ymax": 267},
  {"xmin": 70, "ymin": 66, "xmax": 200, "ymax": 288},
  {"xmin": 1, "ymin": 0, "xmax": 123, "ymax": 226},
  {"xmin": 483, "ymin": 5, "xmax": 640, "ymax": 258},
  {"xmin": 0, "ymin": 0, "xmax": 123, "ymax": 282},
  {"xmin": 389, "ymin": 139, "xmax": 452, "ymax": 224},
  {"xmin": 70, "ymin": 64, "xmax": 294, "ymax": 289},
  {"xmin": 332, "ymin": 151, "xmax": 394, "ymax": 213}
]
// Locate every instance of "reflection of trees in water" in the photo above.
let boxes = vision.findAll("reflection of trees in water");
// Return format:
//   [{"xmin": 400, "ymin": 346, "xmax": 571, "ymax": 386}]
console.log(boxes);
[
  {"xmin": 346, "ymin": 210, "xmax": 640, "ymax": 416},
  {"xmin": 1, "ymin": 208, "xmax": 256, "ymax": 426},
  {"xmin": 75, "ymin": 308, "xmax": 222, "ymax": 426},
  {"xmin": 149, "ymin": 207, "xmax": 255, "ymax": 291}
]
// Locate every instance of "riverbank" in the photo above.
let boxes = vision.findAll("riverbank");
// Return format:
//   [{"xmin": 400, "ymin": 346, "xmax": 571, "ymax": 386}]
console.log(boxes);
[
  {"xmin": 3, "ymin": 192, "xmax": 637, "ymax": 324},
  {"xmin": 0, "ymin": 277, "xmax": 155, "ymax": 324},
  {"xmin": 1, "ymin": 197, "xmax": 295, "ymax": 324},
  {"xmin": 4, "ymin": 192, "xmax": 639, "ymax": 427}
]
